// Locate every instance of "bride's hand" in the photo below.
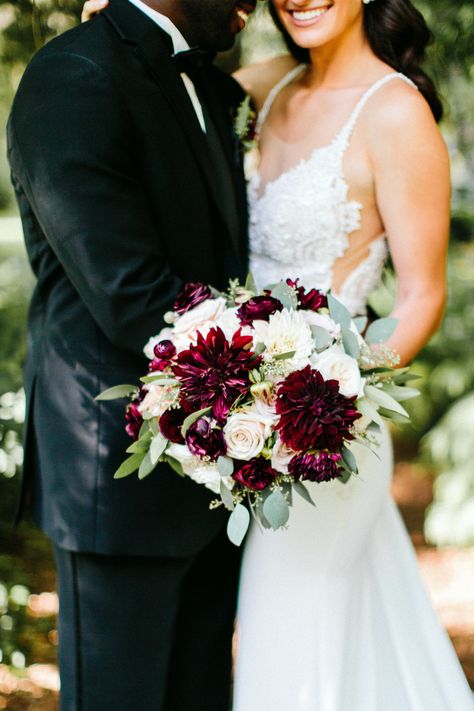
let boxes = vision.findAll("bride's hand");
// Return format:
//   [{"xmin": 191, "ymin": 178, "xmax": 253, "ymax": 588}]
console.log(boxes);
[{"xmin": 81, "ymin": 0, "xmax": 108, "ymax": 22}]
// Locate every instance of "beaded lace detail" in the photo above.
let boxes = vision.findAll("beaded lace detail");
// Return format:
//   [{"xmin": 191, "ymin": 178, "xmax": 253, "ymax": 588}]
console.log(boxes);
[{"xmin": 248, "ymin": 68, "xmax": 417, "ymax": 315}]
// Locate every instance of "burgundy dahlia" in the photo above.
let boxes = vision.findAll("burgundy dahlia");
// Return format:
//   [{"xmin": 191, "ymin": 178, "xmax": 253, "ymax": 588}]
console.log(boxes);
[
  {"xmin": 289, "ymin": 451, "xmax": 343, "ymax": 483},
  {"xmin": 172, "ymin": 327, "xmax": 259, "ymax": 422},
  {"xmin": 276, "ymin": 366, "xmax": 361, "ymax": 452},
  {"xmin": 159, "ymin": 408, "xmax": 186, "ymax": 444},
  {"xmin": 237, "ymin": 295, "xmax": 283, "ymax": 326},
  {"xmin": 185, "ymin": 417, "xmax": 227, "ymax": 461},
  {"xmin": 286, "ymin": 278, "xmax": 327, "ymax": 311},
  {"xmin": 125, "ymin": 400, "xmax": 143, "ymax": 441},
  {"xmin": 233, "ymin": 458, "xmax": 278, "ymax": 491},
  {"xmin": 173, "ymin": 282, "xmax": 214, "ymax": 315}
]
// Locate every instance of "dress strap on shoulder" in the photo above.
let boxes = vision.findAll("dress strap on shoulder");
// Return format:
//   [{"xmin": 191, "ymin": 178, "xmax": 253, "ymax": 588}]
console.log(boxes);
[
  {"xmin": 256, "ymin": 64, "xmax": 306, "ymax": 136},
  {"xmin": 337, "ymin": 72, "xmax": 418, "ymax": 149}
]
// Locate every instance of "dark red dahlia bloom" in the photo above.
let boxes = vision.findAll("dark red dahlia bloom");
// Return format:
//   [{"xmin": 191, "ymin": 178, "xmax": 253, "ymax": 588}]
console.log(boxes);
[
  {"xmin": 150, "ymin": 339, "xmax": 177, "ymax": 372},
  {"xmin": 185, "ymin": 417, "xmax": 227, "ymax": 461},
  {"xmin": 233, "ymin": 458, "xmax": 278, "ymax": 491},
  {"xmin": 276, "ymin": 366, "xmax": 361, "ymax": 452},
  {"xmin": 289, "ymin": 451, "xmax": 343, "ymax": 482},
  {"xmin": 125, "ymin": 400, "xmax": 143, "ymax": 441},
  {"xmin": 174, "ymin": 282, "xmax": 214, "ymax": 315},
  {"xmin": 159, "ymin": 408, "xmax": 186, "ymax": 444},
  {"xmin": 286, "ymin": 278, "xmax": 327, "ymax": 311},
  {"xmin": 172, "ymin": 327, "xmax": 259, "ymax": 422},
  {"xmin": 237, "ymin": 295, "xmax": 283, "ymax": 326}
]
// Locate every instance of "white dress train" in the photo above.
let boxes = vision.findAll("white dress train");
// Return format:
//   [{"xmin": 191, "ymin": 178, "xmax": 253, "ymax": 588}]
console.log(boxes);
[{"xmin": 233, "ymin": 67, "xmax": 474, "ymax": 711}]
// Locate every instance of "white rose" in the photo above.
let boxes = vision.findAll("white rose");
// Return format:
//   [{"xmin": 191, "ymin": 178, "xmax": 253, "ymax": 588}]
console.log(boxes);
[
  {"xmin": 139, "ymin": 383, "xmax": 177, "ymax": 420},
  {"xmin": 224, "ymin": 407, "xmax": 273, "ymax": 461},
  {"xmin": 173, "ymin": 297, "xmax": 227, "ymax": 343},
  {"xmin": 312, "ymin": 345, "xmax": 362, "ymax": 398},
  {"xmin": 271, "ymin": 437, "xmax": 296, "ymax": 475}
]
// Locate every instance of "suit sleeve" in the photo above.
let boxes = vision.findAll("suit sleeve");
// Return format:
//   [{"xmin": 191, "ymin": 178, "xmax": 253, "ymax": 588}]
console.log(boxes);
[{"xmin": 8, "ymin": 51, "xmax": 184, "ymax": 356}]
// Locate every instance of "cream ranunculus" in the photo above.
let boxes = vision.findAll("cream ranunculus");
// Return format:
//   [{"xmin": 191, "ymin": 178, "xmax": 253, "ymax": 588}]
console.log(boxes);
[
  {"xmin": 312, "ymin": 345, "xmax": 362, "ymax": 398},
  {"xmin": 224, "ymin": 407, "xmax": 273, "ymax": 461},
  {"xmin": 165, "ymin": 443, "xmax": 233, "ymax": 494},
  {"xmin": 139, "ymin": 383, "xmax": 178, "ymax": 420},
  {"xmin": 271, "ymin": 436, "xmax": 297, "ymax": 475},
  {"xmin": 172, "ymin": 297, "xmax": 227, "ymax": 344}
]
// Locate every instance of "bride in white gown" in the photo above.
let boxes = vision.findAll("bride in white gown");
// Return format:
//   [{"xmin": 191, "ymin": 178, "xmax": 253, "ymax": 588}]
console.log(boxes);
[
  {"xmin": 81, "ymin": 0, "xmax": 473, "ymax": 707},
  {"xmin": 233, "ymin": 0, "xmax": 474, "ymax": 709}
]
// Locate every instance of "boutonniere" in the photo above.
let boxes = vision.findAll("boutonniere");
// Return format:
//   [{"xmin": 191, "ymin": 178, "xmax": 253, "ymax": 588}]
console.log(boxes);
[{"xmin": 234, "ymin": 95, "xmax": 261, "ymax": 181}]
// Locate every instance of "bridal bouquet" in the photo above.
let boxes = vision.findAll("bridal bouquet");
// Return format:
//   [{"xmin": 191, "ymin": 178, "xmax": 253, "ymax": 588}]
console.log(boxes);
[{"xmin": 98, "ymin": 276, "xmax": 418, "ymax": 545}]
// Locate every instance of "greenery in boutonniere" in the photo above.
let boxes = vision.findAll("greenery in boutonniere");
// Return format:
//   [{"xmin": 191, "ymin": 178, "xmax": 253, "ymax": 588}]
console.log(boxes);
[{"xmin": 234, "ymin": 95, "xmax": 260, "ymax": 181}]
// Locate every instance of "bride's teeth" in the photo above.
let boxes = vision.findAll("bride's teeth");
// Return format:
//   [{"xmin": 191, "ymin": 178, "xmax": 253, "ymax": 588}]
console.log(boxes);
[{"xmin": 292, "ymin": 7, "xmax": 328, "ymax": 21}]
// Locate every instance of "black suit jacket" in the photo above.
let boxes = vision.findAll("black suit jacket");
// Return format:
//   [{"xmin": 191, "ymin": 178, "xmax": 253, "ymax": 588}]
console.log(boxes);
[{"xmin": 7, "ymin": 0, "xmax": 248, "ymax": 557}]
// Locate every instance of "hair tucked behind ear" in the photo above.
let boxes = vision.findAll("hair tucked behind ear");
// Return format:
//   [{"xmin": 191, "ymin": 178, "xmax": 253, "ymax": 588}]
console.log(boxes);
[{"xmin": 268, "ymin": 0, "xmax": 443, "ymax": 123}]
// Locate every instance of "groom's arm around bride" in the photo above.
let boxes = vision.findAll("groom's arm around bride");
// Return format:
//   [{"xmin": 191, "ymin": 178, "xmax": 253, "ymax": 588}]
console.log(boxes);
[{"xmin": 6, "ymin": 0, "xmax": 251, "ymax": 708}]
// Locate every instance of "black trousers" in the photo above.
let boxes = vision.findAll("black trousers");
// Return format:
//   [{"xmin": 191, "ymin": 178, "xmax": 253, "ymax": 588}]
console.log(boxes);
[{"xmin": 54, "ymin": 528, "xmax": 241, "ymax": 711}]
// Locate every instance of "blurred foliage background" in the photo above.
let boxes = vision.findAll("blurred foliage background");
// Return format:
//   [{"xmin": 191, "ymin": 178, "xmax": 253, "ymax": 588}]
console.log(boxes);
[{"xmin": 0, "ymin": 0, "xmax": 473, "ymax": 694}]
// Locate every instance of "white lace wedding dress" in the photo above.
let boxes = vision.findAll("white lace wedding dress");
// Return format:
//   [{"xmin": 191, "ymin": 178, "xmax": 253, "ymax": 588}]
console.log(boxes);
[{"xmin": 233, "ymin": 68, "xmax": 474, "ymax": 711}]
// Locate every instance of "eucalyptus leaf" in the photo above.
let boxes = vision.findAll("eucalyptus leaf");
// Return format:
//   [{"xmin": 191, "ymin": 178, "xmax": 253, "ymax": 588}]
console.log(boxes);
[
  {"xmin": 338, "ymin": 467, "xmax": 353, "ymax": 485},
  {"xmin": 253, "ymin": 342, "xmax": 266, "ymax": 356},
  {"xmin": 270, "ymin": 282, "xmax": 298, "ymax": 311},
  {"xmin": 262, "ymin": 489, "xmax": 290, "ymax": 530},
  {"xmin": 138, "ymin": 451, "xmax": 156, "ymax": 480},
  {"xmin": 164, "ymin": 455, "xmax": 185, "ymax": 477},
  {"xmin": 150, "ymin": 434, "xmax": 168, "ymax": 465},
  {"xmin": 328, "ymin": 293, "xmax": 351, "ymax": 329},
  {"xmin": 357, "ymin": 397, "xmax": 383, "ymax": 426},
  {"xmin": 220, "ymin": 481, "xmax": 235, "ymax": 512},
  {"xmin": 365, "ymin": 317, "xmax": 398, "ymax": 345},
  {"xmin": 378, "ymin": 407, "xmax": 410, "ymax": 424},
  {"xmin": 114, "ymin": 453, "xmax": 144, "ymax": 480},
  {"xmin": 149, "ymin": 418, "xmax": 159, "ymax": 436},
  {"xmin": 95, "ymin": 384, "xmax": 137, "ymax": 401},
  {"xmin": 383, "ymin": 384, "xmax": 420, "ymax": 402},
  {"xmin": 245, "ymin": 272, "xmax": 257, "ymax": 294},
  {"xmin": 274, "ymin": 350, "xmax": 296, "ymax": 361},
  {"xmin": 311, "ymin": 326, "xmax": 332, "ymax": 350},
  {"xmin": 139, "ymin": 420, "xmax": 150, "ymax": 439},
  {"xmin": 293, "ymin": 481, "xmax": 316, "ymax": 506},
  {"xmin": 393, "ymin": 372, "xmax": 422, "ymax": 385},
  {"xmin": 217, "ymin": 456, "xmax": 234, "ymax": 478},
  {"xmin": 353, "ymin": 316, "xmax": 368, "ymax": 334},
  {"xmin": 341, "ymin": 445, "xmax": 358, "ymax": 474},
  {"xmin": 365, "ymin": 384, "xmax": 409, "ymax": 417},
  {"xmin": 140, "ymin": 375, "xmax": 177, "ymax": 385},
  {"xmin": 181, "ymin": 407, "xmax": 213, "ymax": 437},
  {"xmin": 342, "ymin": 327, "xmax": 361, "ymax": 359},
  {"xmin": 227, "ymin": 503, "xmax": 251, "ymax": 546},
  {"xmin": 126, "ymin": 433, "xmax": 152, "ymax": 454}
]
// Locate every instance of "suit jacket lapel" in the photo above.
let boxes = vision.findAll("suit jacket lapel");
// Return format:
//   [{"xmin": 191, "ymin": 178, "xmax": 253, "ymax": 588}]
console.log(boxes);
[{"xmin": 103, "ymin": 0, "xmax": 235, "ymax": 237}]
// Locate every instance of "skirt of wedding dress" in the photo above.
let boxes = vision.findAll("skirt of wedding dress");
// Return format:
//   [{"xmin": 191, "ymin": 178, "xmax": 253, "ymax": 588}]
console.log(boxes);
[{"xmin": 234, "ymin": 425, "xmax": 474, "ymax": 711}]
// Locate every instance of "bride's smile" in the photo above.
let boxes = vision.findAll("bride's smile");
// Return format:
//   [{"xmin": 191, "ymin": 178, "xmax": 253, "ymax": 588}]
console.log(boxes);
[{"xmin": 287, "ymin": 4, "xmax": 334, "ymax": 28}]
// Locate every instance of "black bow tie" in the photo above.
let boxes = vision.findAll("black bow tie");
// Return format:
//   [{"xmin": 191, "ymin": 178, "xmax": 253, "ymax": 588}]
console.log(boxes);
[{"xmin": 171, "ymin": 48, "xmax": 214, "ymax": 77}]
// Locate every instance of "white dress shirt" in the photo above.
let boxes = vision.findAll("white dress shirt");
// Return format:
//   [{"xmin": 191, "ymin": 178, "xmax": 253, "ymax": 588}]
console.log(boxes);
[{"xmin": 128, "ymin": 0, "xmax": 207, "ymax": 132}]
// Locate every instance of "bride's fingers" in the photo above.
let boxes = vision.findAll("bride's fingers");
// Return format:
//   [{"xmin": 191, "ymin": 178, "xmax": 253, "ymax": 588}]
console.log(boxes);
[{"xmin": 81, "ymin": 0, "xmax": 109, "ymax": 23}]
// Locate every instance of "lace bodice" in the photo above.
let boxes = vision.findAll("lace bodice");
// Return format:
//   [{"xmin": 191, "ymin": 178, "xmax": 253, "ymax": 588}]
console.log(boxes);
[{"xmin": 248, "ymin": 67, "xmax": 417, "ymax": 315}]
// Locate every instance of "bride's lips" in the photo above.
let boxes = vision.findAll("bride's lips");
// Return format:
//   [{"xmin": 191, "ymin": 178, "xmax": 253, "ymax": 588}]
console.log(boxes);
[{"xmin": 287, "ymin": 3, "xmax": 333, "ymax": 27}]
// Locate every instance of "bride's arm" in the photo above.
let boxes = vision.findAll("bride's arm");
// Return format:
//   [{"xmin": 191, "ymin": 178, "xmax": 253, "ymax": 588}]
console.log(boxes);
[
  {"xmin": 368, "ymin": 83, "xmax": 451, "ymax": 367},
  {"xmin": 81, "ymin": 0, "xmax": 107, "ymax": 22}
]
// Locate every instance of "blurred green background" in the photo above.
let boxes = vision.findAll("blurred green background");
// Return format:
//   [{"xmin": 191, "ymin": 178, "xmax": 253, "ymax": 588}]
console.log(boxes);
[{"xmin": 0, "ymin": 0, "xmax": 473, "ymax": 704}]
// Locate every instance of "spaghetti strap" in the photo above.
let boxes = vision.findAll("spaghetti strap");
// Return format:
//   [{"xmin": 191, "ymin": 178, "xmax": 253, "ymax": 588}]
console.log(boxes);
[
  {"xmin": 337, "ymin": 72, "xmax": 418, "ymax": 151},
  {"xmin": 256, "ymin": 64, "xmax": 306, "ymax": 136}
]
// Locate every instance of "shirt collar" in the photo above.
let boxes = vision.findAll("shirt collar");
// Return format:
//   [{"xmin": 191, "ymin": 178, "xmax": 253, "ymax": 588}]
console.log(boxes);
[{"xmin": 127, "ymin": 0, "xmax": 190, "ymax": 53}]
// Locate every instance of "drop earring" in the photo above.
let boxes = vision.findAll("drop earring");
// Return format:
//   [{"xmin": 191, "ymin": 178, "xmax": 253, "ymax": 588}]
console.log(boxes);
[{"xmin": 362, "ymin": 0, "xmax": 376, "ymax": 4}]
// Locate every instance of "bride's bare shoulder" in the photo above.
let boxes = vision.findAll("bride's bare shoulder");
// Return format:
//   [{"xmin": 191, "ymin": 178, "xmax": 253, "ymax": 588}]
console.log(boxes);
[{"xmin": 233, "ymin": 54, "xmax": 298, "ymax": 111}]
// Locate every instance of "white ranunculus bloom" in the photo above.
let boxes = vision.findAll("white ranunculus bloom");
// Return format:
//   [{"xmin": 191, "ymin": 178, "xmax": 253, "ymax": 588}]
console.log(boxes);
[
  {"xmin": 139, "ymin": 383, "xmax": 177, "ymax": 420},
  {"xmin": 271, "ymin": 437, "xmax": 296, "ymax": 475},
  {"xmin": 312, "ymin": 345, "xmax": 362, "ymax": 398},
  {"xmin": 224, "ymin": 407, "xmax": 273, "ymax": 461},
  {"xmin": 172, "ymin": 297, "xmax": 227, "ymax": 343},
  {"xmin": 253, "ymin": 309, "xmax": 314, "ymax": 372}
]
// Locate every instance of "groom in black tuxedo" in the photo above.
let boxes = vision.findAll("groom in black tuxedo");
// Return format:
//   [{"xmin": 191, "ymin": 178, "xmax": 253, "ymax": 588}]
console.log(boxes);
[{"xmin": 7, "ymin": 0, "xmax": 256, "ymax": 708}]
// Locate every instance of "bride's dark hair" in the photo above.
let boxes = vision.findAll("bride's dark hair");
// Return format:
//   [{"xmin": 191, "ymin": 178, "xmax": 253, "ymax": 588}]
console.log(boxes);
[{"xmin": 268, "ymin": 0, "xmax": 443, "ymax": 122}]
